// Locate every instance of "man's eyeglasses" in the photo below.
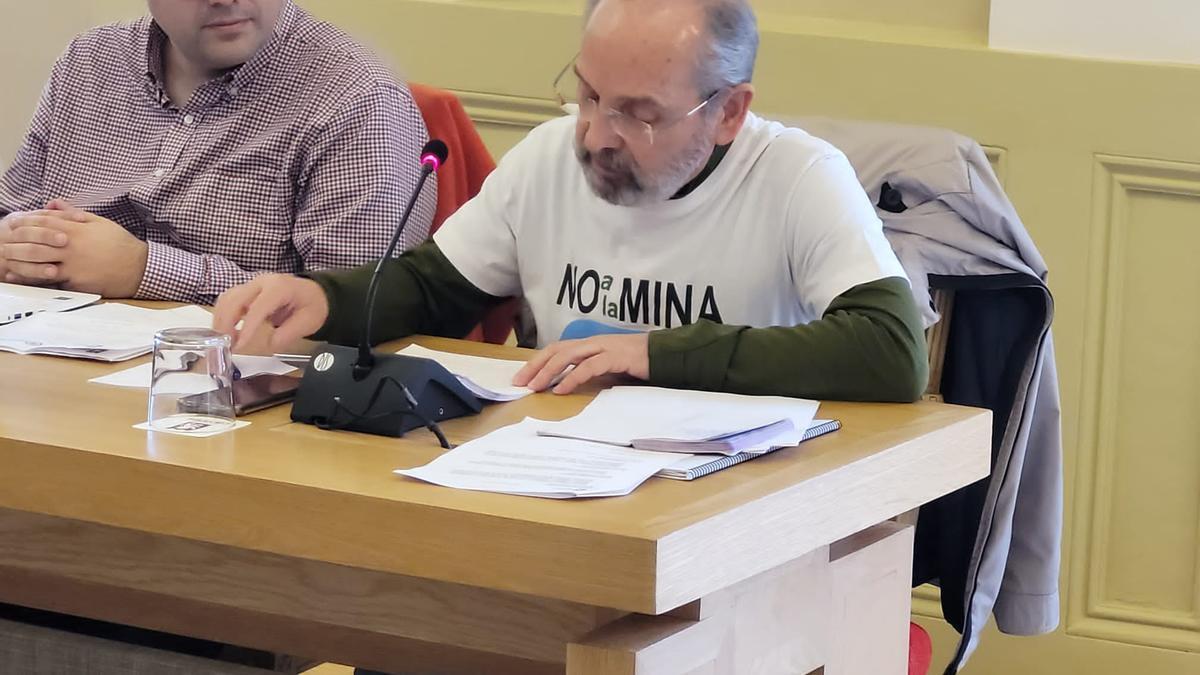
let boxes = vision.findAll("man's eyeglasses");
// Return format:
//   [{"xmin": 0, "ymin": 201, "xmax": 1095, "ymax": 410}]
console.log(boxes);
[{"xmin": 553, "ymin": 54, "xmax": 721, "ymax": 146}]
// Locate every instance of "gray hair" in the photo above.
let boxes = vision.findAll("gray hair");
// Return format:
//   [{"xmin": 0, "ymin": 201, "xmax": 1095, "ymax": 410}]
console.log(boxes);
[{"xmin": 585, "ymin": 0, "xmax": 759, "ymax": 94}]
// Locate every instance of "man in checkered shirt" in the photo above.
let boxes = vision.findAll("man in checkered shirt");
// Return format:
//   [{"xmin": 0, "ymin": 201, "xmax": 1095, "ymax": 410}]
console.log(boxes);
[{"xmin": 0, "ymin": 0, "xmax": 435, "ymax": 305}]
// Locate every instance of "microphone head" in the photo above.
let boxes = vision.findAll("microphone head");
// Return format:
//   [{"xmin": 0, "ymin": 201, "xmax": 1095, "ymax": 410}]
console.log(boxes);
[{"xmin": 420, "ymin": 140, "xmax": 449, "ymax": 172}]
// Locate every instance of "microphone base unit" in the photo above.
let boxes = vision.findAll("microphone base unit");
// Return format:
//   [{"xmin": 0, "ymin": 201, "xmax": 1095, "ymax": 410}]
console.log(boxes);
[{"xmin": 291, "ymin": 344, "xmax": 482, "ymax": 441}]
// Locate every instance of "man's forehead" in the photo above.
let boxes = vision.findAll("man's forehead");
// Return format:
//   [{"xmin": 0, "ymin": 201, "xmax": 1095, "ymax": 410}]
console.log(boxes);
[
  {"xmin": 582, "ymin": 0, "xmax": 706, "ymax": 69},
  {"xmin": 576, "ymin": 29, "xmax": 702, "ymax": 105}
]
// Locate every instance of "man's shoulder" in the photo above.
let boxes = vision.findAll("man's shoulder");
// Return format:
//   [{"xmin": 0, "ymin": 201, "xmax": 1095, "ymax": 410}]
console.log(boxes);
[
  {"xmin": 746, "ymin": 114, "xmax": 846, "ymax": 174},
  {"xmin": 505, "ymin": 115, "xmax": 577, "ymax": 164},
  {"xmin": 526, "ymin": 115, "xmax": 577, "ymax": 144},
  {"xmin": 283, "ymin": 10, "xmax": 405, "ymax": 97},
  {"xmin": 58, "ymin": 17, "xmax": 151, "ymax": 69}
]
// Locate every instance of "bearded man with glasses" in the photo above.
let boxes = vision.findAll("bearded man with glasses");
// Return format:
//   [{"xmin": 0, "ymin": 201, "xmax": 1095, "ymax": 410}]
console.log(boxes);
[{"xmin": 214, "ymin": 0, "xmax": 928, "ymax": 404}]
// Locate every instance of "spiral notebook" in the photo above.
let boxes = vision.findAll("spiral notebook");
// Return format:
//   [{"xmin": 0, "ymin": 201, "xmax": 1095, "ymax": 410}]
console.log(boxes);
[{"xmin": 656, "ymin": 419, "xmax": 841, "ymax": 481}]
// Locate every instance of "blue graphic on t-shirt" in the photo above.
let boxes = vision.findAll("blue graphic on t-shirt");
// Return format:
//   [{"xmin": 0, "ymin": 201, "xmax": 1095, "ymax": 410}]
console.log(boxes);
[{"xmin": 560, "ymin": 319, "xmax": 641, "ymax": 341}]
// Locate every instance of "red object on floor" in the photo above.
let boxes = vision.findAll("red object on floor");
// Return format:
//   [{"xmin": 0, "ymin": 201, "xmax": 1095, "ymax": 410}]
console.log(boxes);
[
  {"xmin": 910, "ymin": 622, "xmax": 933, "ymax": 675},
  {"xmin": 409, "ymin": 83, "xmax": 518, "ymax": 345}
]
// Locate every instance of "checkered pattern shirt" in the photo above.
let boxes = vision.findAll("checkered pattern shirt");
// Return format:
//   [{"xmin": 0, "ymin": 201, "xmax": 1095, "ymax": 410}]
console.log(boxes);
[{"xmin": 0, "ymin": 1, "xmax": 435, "ymax": 304}]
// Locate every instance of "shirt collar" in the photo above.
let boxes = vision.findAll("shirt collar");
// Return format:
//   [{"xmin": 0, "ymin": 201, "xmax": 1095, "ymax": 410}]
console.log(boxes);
[
  {"xmin": 140, "ymin": 0, "xmax": 298, "ymax": 105},
  {"xmin": 671, "ymin": 142, "xmax": 732, "ymax": 201},
  {"xmin": 141, "ymin": 19, "xmax": 169, "ymax": 106}
]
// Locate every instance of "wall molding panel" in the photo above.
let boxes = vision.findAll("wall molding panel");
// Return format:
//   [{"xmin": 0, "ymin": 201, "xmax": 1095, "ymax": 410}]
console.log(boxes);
[{"xmin": 1068, "ymin": 155, "xmax": 1200, "ymax": 653}]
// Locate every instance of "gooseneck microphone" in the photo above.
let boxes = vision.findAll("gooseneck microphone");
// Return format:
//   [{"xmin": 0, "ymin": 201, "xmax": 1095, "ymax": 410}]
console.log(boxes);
[
  {"xmin": 356, "ymin": 140, "xmax": 449, "ymax": 378},
  {"xmin": 290, "ymin": 140, "xmax": 482, "ymax": 446}
]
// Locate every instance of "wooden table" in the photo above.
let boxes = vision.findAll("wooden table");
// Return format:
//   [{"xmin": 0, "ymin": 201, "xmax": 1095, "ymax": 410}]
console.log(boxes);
[{"xmin": 0, "ymin": 333, "xmax": 990, "ymax": 675}]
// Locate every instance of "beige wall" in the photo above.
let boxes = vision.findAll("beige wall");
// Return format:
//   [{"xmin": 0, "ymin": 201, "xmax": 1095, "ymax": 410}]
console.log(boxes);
[
  {"xmin": 0, "ymin": 0, "xmax": 142, "ymax": 164},
  {"xmin": 756, "ymin": 0, "xmax": 989, "ymax": 38},
  {"xmin": 0, "ymin": 0, "xmax": 988, "ymax": 162}
]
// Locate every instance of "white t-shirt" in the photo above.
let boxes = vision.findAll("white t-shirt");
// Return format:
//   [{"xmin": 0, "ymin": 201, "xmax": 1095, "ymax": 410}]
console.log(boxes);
[{"xmin": 435, "ymin": 113, "xmax": 906, "ymax": 347}]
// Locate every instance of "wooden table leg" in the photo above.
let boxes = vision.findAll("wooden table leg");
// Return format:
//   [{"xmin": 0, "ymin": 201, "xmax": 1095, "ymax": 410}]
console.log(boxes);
[
  {"xmin": 568, "ymin": 545, "xmax": 829, "ymax": 675},
  {"xmin": 826, "ymin": 522, "xmax": 915, "ymax": 675},
  {"xmin": 566, "ymin": 522, "xmax": 914, "ymax": 675}
]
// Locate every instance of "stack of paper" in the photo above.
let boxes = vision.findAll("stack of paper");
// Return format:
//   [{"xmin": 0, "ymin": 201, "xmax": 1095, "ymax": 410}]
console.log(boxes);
[
  {"xmin": 397, "ymin": 387, "xmax": 828, "ymax": 499},
  {"xmin": 397, "ymin": 418, "xmax": 679, "ymax": 498},
  {"xmin": 89, "ymin": 355, "xmax": 297, "ymax": 394},
  {"xmin": 656, "ymin": 419, "xmax": 841, "ymax": 481},
  {"xmin": 537, "ymin": 386, "xmax": 819, "ymax": 455},
  {"xmin": 396, "ymin": 344, "xmax": 532, "ymax": 402},
  {"xmin": 0, "ymin": 303, "xmax": 214, "ymax": 362},
  {"xmin": 0, "ymin": 283, "xmax": 99, "ymax": 324}
]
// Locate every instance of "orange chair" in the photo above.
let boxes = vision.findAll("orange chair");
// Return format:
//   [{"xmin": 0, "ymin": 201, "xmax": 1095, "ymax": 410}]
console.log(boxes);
[{"xmin": 409, "ymin": 83, "xmax": 519, "ymax": 345}]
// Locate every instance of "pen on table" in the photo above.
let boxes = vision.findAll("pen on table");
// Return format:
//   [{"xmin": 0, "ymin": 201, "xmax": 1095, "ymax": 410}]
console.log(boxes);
[{"xmin": 274, "ymin": 353, "xmax": 313, "ymax": 367}]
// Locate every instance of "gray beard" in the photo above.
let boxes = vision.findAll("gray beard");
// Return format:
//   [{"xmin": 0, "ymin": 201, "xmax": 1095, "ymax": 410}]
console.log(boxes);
[{"xmin": 575, "ymin": 135, "xmax": 713, "ymax": 207}]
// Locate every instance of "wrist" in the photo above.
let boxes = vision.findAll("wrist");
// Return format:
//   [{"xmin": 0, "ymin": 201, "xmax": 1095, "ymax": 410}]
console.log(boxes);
[{"xmin": 116, "ymin": 240, "xmax": 150, "ymax": 298}]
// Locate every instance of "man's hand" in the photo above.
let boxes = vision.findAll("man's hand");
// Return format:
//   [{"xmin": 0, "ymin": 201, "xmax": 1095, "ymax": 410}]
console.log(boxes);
[
  {"xmin": 0, "ymin": 200, "xmax": 148, "ymax": 297},
  {"xmin": 1, "ymin": 209, "xmax": 76, "ymax": 287},
  {"xmin": 0, "ymin": 212, "xmax": 21, "ymax": 281},
  {"xmin": 213, "ymin": 274, "xmax": 331, "ymax": 353},
  {"xmin": 513, "ymin": 333, "xmax": 651, "ymax": 395}
]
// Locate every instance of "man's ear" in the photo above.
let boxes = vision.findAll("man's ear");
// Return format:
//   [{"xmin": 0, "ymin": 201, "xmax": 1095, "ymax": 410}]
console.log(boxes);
[{"xmin": 714, "ymin": 83, "xmax": 754, "ymax": 145}]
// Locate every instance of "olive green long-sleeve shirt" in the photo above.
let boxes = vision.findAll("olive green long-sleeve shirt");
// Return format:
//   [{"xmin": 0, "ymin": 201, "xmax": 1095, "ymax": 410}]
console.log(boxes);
[{"xmin": 310, "ymin": 241, "xmax": 928, "ymax": 402}]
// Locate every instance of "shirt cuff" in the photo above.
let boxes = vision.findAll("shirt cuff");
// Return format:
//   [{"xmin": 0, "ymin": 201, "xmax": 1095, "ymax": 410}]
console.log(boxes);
[
  {"xmin": 647, "ymin": 324, "xmax": 739, "ymax": 392},
  {"xmin": 135, "ymin": 241, "xmax": 204, "ymax": 302}
]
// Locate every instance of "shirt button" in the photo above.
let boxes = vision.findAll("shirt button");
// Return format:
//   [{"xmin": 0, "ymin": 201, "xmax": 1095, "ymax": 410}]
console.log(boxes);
[
  {"xmin": 183, "ymin": 114, "xmax": 195, "ymax": 125},
  {"xmin": 153, "ymin": 169, "xmax": 166, "ymax": 178}
]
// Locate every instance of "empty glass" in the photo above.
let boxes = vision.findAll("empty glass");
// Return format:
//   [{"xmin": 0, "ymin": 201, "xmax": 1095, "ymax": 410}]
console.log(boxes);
[{"xmin": 147, "ymin": 328, "xmax": 236, "ymax": 433}]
